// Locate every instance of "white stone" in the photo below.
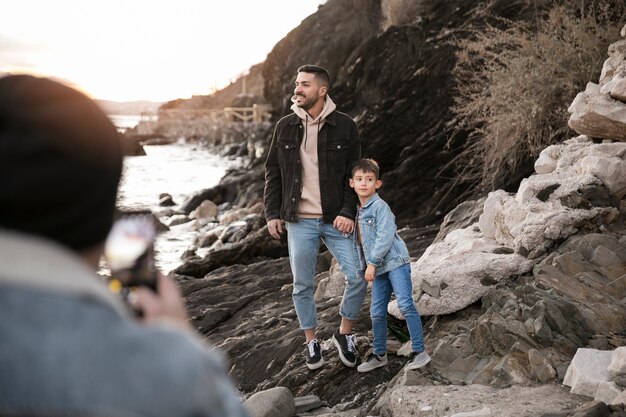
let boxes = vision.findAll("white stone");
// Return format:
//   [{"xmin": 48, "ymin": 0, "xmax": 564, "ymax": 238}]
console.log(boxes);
[
  {"xmin": 567, "ymin": 81, "xmax": 626, "ymax": 141},
  {"xmin": 595, "ymin": 381, "xmax": 622, "ymax": 404},
  {"xmin": 534, "ymin": 151, "xmax": 557, "ymax": 174},
  {"xmin": 190, "ymin": 199, "xmax": 218, "ymax": 220},
  {"xmin": 314, "ymin": 259, "xmax": 345, "ymax": 300},
  {"xmin": 218, "ymin": 208, "xmax": 251, "ymax": 225},
  {"xmin": 478, "ymin": 190, "xmax": 509, "ymax": 239},
  {"xmin": 487, "ymin": 139, "xmax": 623, "ymax": 254},
  {"xmin": 387, "ymin": 224, "xmax": 533, "ymax": 317},
  {"xmin": 610, "ymin": 390, "xmax": 626, "ymax": 406},
  {"xmin": 580, "ymin": 155, "xmax": 626, "ymax": 198},
  {"xmin": 450, "ymin": 407, "xmax": 492, "ymax": 417},
  {"xmin": 608, "ymin": 346, "xmax": 626, "ymax": 379},
  {"xmin": 563, "ymin": 348, "xmax": 613, "ymax": 398},
  {"xmin": 600, "ymin": 45, "xmax": 626, "ymax": 85}
]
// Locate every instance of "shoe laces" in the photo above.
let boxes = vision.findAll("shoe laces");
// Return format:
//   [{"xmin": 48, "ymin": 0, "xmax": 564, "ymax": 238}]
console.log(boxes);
[
  {"xmin": 346, "ymin": 334, "xmax": 356, "ymax": 353},
  {"xmin": 307, "ymin": 339, "xmax": 318, "ymax": 357},
  {"xmin": 366, "ymin": 353, "xmax": 381, "ymax": 363}
]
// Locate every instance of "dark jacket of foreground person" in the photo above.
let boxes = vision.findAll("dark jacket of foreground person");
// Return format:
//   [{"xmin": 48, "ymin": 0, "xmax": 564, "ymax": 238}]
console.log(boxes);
[{"xmin": 0, "ymin": 74, "xmax": 249, "ymax": 417}]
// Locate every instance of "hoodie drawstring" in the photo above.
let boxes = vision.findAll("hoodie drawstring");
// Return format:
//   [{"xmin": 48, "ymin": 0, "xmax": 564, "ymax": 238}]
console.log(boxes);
[
  {"xmin": 304, "ymin": 114, "xmax": 308, "ymax": 149},
  {"xmin": 303, "ymin": 115, "xmax": 322, "ymax": 151}
]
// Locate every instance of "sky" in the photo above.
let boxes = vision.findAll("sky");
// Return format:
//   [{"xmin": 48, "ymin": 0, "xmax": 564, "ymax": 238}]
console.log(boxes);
[{"xmin": 0, "ymin": 0, "xmax": 327, "ymax": 102}]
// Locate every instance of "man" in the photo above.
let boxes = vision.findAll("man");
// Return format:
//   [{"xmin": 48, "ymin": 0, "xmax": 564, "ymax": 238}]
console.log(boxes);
[
  {"xmin": 264, "ymin": 64, "xmax": 367, "ymax": 370},
  {"xmin": 0, "ymin": 74, "xmax": 249, "ymax": 417}
]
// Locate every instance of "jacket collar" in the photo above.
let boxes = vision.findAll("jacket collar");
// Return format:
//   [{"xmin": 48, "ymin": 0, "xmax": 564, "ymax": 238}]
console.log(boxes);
[
  {"xmin": 0, "ymin": 228, "xmax": 129, "ymax": 317},
  {"xmin": 360, "ymin": 192, "xmax": 381, "ymax": 209}
]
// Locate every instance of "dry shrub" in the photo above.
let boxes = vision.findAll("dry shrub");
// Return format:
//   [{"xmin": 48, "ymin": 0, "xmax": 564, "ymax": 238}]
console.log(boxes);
[{"xmin": 450, "ymin": 2, "xmax": 625, "ymax": 191}]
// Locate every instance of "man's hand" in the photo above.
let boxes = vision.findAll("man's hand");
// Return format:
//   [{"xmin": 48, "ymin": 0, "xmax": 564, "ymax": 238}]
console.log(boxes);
[
  {"xmin": 365, "ymin": 265, "xmax": 376, "ymax": 282},
  {"xmin": 133, "ymin": 275, "xmax": 191, "ymax": 330},
  {"xmin": 267, "ymin": 219, "xmax": 284, "ymax": 239},
  {"xmin": 333, "ymin": 215, "xmax": 354, "ymax": 234}
]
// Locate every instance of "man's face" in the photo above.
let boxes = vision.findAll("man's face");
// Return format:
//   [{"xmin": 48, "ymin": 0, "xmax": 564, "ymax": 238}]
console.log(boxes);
[{"xmin": 293, "ymin": 71, "xmax": 325, "ymax": 110}]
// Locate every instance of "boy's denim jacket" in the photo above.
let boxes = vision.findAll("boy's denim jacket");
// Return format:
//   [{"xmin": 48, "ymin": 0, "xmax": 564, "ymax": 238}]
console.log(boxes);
[{"xmin": 354, "ymin": 193, "xmax": 410, "ymax": 277}]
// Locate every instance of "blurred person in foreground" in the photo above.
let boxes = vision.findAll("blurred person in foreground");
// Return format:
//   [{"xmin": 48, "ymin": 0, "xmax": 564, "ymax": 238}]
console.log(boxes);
[{"xmin": 0, "ymin": 74, "xmax": 249, "ymax": 417}]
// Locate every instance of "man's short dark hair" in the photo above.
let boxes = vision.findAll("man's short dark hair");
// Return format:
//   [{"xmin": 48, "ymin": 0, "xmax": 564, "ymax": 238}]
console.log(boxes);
[
  {"xmin": 297, "ymin": 64, "xmax": 331, "ymax": 88},
  {"xmin": 351, "ymin": 158, "xmax": 380, "ymax": 180}
]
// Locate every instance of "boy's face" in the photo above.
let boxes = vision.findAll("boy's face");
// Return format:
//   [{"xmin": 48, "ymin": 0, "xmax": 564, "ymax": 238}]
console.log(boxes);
[{"xmin": 349, "ymin": 169, "xmax": 381, "ymax": 200}]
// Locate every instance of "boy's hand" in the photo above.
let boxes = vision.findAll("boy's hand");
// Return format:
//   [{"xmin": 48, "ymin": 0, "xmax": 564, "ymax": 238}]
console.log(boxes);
[
  {"xmin": 333, "ymin": 215, "xmax": 354, "ymax": 234},
  {"xmin": 365, "ymin": 265, "xmax": 376, "ymax": 282}
]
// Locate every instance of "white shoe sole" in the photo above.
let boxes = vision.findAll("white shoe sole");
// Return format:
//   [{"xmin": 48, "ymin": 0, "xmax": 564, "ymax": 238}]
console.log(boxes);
[
  {"xmin": 332, "ymin": 335, "xmax": 356, "ymax": 367},
  {"xmin": 307, "ymin": 357, "xmax": 324, "ymax": 370},
  {"xmin": 357, "ymin": 361, "xmax": 387, "ymax": 373},
  {"xmin": 407, "ymin": 355, "xmax": 431, "ymax": 370}
]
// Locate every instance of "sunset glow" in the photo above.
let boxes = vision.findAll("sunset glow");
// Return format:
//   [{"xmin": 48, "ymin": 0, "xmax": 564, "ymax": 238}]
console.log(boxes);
[{"xmin": 0, "ymin": 0, "xmax": 326, "ymax": 102}]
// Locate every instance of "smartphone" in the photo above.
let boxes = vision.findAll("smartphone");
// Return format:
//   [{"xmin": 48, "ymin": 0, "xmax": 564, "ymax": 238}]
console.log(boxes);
[{"xmin": 104, "ymin": 214, "xmax": 157, "ymax": 292}]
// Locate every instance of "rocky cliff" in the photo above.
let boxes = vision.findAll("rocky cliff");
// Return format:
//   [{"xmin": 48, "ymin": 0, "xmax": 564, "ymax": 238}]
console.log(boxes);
[{"xmin": 148, "ymin": 0, "xmax": 626, "ymax": 415}]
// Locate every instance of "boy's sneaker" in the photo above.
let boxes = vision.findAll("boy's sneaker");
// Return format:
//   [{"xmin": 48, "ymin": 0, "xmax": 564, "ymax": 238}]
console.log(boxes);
[
  {"xmin": 332, "ymin": 331, "xmax": 357, "ymax": 367},
  {"xmin": 305, "ymin": 339, "xmax": 324, "ymax": 370},
  {"xmin": 407, "ymin": 351, "xmax": 431, "ymax": 370},
  {"xmin": 357, "ymin": 353, "xmax": 388, "ymax": 373}
]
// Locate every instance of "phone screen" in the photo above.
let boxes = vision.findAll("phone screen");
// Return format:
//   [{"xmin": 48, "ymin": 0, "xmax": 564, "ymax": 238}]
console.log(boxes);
[{"xmin": 104, "ymin": 215, "xmax": 157, "ymax": 292}]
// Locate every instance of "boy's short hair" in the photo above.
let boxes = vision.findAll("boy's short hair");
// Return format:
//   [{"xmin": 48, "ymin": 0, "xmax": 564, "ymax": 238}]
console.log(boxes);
[
  {"xmin": 297, "ymin": 64, "xmax": 331, "ymax": 88},
  {"xmin": 351, "ymin": 158, "xmax": 380, "ymax": 180}
]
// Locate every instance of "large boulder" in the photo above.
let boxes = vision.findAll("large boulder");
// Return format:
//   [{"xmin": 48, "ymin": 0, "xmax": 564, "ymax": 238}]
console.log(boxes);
[
  {"xmin": 388, "ymin": 225, "xmax": 533, "ymax": 317},
  {"xmin": 479, "ymin": 137, "xmax": 622, "ymax": 257}
]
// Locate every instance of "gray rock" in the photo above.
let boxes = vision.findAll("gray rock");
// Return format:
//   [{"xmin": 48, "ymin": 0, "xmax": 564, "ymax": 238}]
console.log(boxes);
[
  {"xmin": 528, "ymin": 349, "xmax": 558, "ymax": 383},
  {"xmin": 294, "ymin": 395, "xmax": 326, "ymax": 414},
  {"xmin": 243, "ymin": 386, "xmax": 295, "ymax": 417},
  {"xmin": 568, "ymin": 82, "xmax": 626, "ymax": 141}
]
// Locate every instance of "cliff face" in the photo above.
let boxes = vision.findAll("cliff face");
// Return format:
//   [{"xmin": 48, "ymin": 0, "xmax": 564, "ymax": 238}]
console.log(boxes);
[
  {"xmin": 261, "ymin": 0, "xmax": 571, "ymax": 227},
  {"xmin": 167, "ymin": 1, "xmax": 626, "ymax": 414}
]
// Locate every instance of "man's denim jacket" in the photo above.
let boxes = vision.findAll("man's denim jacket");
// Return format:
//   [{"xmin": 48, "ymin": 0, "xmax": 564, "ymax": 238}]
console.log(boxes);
[{"xmin": 354, "ymin": 193, "xmax": 411, "ymax": 277}]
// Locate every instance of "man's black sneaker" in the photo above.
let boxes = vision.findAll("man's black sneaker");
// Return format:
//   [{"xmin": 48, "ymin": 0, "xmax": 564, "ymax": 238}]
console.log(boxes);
[
  {"xmin": 332, "ymin": 330, "xmax": 357, "ymax": 367},
  {"xmin": 305, "ymin": 339, "xmax": 324, "ymax": 370}
]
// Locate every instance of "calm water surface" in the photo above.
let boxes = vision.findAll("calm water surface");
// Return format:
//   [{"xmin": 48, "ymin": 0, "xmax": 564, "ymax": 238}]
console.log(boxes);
[{"xmin": 117, "ymin": 141, "xmax": 240, "ymax": 273}]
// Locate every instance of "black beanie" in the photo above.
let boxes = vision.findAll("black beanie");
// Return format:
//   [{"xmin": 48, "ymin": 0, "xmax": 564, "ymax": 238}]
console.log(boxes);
[{"xmin": 0, "ymin": 75, "xmax": 123, "ymax": 251}]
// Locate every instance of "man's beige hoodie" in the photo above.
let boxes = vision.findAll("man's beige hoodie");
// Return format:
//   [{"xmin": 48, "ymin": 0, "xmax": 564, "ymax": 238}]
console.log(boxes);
[{"xmin": 290, "ymin": 95, "xmax": 337, "ymax": 218}]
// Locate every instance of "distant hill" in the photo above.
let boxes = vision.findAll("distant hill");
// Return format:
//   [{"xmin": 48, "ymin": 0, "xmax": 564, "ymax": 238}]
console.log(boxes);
[
  {"xmin": 96, "ymin": 99, "xmax": 163, "ymax": 115},
  {"xmin": 160, "ymin": 62, "xmax": 266, "ymax": 110}
]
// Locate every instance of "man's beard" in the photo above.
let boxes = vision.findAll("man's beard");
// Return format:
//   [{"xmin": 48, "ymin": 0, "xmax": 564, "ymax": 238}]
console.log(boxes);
[{"xmin": 295, "ymin": 91, "xmax": 320, "ymax": 111}]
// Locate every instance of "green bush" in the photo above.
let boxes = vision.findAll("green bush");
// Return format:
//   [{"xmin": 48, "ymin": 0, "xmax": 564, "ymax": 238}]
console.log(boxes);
[{"xmin": 450, "ymin": 3, "xmax": 625, "ymax": 191}]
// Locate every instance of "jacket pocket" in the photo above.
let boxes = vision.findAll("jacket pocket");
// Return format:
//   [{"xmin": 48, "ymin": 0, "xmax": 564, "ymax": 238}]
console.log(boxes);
[
  {"xmin": 277, "ymin": 137, "xmax": 299, "ymax": 151},
  {"xmin": 326, "ymin": 137, "xmax": 350, "ymax": 151}
]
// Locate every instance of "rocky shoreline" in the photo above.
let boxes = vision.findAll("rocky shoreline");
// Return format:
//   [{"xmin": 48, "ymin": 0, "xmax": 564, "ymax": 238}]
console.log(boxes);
[{"xmin": 128, "ymin": 20, "xmax": 626, "ymax": 417}]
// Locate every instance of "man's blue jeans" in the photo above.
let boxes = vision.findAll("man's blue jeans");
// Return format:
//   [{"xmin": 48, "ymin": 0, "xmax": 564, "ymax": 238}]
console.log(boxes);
[
  {"xmin": 286, "ymin": 218, "xmax": 366, "ymax": 330},
  {"xmin": 370, "ymin": 263, "xmax": 425, "ymax": 354}
]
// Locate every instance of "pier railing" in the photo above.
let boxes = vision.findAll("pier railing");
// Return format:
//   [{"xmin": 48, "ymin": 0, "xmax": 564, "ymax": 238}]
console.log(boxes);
[{"xmin": 145, "ymin": 104, "xmax": 272, "ymax": 126}]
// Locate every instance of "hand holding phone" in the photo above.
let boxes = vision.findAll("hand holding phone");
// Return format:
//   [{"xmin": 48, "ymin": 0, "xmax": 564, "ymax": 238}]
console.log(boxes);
[{"xmin": 105, "ymin": 215, "xmax": 157, "ymax": 292}]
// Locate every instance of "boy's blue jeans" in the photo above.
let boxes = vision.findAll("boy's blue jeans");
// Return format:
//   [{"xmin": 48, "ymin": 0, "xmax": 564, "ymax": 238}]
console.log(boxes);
[
  {"xmin": 286, "ymin": 218, "xmax": 367, "ymax": 330},
  {"xmin": 370, "ymin": 263, "xmax": 425, "ymax": 354}
]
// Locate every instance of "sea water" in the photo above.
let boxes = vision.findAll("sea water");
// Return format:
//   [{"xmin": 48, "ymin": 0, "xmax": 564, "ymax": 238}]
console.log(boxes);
[
  {"xmin": 108, "ymin": 115, "xmax": 240, "ymax": 273},
  {"xmin": 119, "ymin": 142, "xmax": 240, "ymax": 273}
]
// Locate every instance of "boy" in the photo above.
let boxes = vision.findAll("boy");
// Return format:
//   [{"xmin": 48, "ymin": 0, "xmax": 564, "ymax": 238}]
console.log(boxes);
[{"xmin": 349, "ymin": 158, "xmax": 431, "ymax": 372}]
